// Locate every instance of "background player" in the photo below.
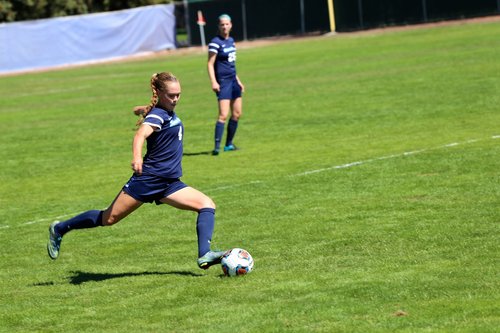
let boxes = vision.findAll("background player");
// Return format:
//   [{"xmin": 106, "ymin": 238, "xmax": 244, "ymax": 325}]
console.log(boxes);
[{"xmin": 207, "ymin": 14, "xmax": 245, "ymax": 155}]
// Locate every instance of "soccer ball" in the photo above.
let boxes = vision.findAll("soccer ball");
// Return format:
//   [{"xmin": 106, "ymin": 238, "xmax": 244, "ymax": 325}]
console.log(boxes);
[{"xmin": 221, "ymin": 248, "xmax": 254, "ymax": 277}]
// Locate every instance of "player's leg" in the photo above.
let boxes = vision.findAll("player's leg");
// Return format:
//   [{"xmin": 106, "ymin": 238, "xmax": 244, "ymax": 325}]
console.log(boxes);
[
  {"xmin": 161, "ymin": 188, "xmax": 215, "ymax": 254},
  {"xmin": 160, "ymin": 187, "xmax": 225, "ymax": 269},
  {"xmin": 213, "ymin": 99, "xmax": 231, "ymax": 155},
  {"xmin": 101, "ymin": 191, "xmax": 143, "ymax": 225},
  {"xmin": 47, "ymin": 191, "xmax": 142, "ymax": 259},
  {"xmin": 225, "ymin": 96, "xmax": 242, "ymax": 150},
  {"xmin": 160, "ymin": 186, "xmax": 215, "ymax": 211},
  {"xmin": 54, "ymin": 190, "xmax": 142, "ymax": 233}
]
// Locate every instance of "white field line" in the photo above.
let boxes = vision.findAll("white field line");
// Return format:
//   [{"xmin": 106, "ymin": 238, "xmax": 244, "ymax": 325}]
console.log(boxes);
[
  {"xmin": 23, "ymin": 213, "xmax": 85, "ymax": 225},
  {"xmin": 2, "ymin": 135, "xmax": 498, "ymax": 230},
  {"xmin": 293, "ymin": 136, "xmax": 496, "ymax": 177}
]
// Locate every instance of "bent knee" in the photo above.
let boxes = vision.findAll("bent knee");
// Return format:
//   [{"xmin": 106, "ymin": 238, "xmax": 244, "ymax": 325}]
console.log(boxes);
[
  {"xmin": 201, "ymin": 197, "xmax": 216, "ymax": 210},
  {"xmin": 101, "ymin": 213, "xmax": 121, "ymax": 226},
  {"xmin": 232, "ymin": 110, "xmax": 242, "ymax": 119}
]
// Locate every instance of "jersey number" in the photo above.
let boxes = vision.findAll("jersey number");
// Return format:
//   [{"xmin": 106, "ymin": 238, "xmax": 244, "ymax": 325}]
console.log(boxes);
[
  {"xmin": 178, "ymin": 126, "xmax": 183, "ymax": 141},
  {"xmin": 228, "ymin": 52, "xmax": 236, "ymax": 63}
]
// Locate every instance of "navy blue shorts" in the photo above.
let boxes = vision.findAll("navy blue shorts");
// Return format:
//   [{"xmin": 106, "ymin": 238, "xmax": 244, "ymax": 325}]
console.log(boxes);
[
  {"xmin": 217, "ymin": 77, "xmax": 242, "ymax": 100},
  {"xmin": 123, "ymin": 173, "xmax": 187, "ymax": 205}
]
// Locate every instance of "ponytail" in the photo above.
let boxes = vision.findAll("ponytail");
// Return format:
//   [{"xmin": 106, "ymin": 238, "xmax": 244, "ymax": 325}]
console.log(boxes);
[{"xmin": 134, "ymin": 72, "xmax": 179, "ymax": 126}]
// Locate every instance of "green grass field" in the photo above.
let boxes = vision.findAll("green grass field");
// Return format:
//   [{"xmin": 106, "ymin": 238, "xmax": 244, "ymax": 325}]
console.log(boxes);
[{"xmin": 0, "ymin": 20, "xmax": 499, "ymax": 332}]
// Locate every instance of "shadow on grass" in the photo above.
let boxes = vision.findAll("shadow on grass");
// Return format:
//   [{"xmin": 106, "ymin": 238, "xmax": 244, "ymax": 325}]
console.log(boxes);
[
  {"xmin": 183, "ymin": 151, "xmax": 211, "ymax": 156},
  {"xmin": 67, "ymin": 270, "xmax": 204, "ymax": 285}
]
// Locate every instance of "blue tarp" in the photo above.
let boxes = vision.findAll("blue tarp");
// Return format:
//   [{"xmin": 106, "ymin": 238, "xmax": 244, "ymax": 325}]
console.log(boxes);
[{"xmin": 0, "ymin": 4, "xmax": 176, "ymax": 74}]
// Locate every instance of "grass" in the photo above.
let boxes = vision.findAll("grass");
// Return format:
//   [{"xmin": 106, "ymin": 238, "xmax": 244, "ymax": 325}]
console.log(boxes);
[{"xmin": 0, "ymin": 20, "xmax": 499, "ymax": 332}]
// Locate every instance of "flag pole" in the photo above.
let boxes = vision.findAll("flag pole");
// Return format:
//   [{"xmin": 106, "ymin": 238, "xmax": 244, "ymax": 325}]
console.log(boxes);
[{"xmin": 197, "ymin": 10, "xmax": 206, "ymax": 49}]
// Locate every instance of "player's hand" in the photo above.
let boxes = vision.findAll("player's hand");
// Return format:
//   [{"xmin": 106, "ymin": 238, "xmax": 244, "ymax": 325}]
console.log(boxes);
[
  {"xmin": 131, "ymin": 158, "xmax": 143, "ymax": 175},
  {"xmin": 133, "ymin": 105, "xmax": 146, "ymax": 116},
  {"xmin": 212, "ymin": 82, "xmax": 220, "ymax": 93}
]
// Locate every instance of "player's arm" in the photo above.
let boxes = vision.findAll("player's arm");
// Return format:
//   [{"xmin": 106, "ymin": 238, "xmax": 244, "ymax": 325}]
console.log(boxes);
[
  {"xmin": 131, "ymin": 124, "xmax": 154, "ymax": 175},
  {"xmin": 207, "ymin": 52, "xmax": 220, "ymax": 93}
]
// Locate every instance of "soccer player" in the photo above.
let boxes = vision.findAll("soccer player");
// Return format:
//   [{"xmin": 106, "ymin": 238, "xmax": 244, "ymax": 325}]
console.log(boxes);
[
  {"xmin": 207, "ymin": 14, "xmax": 245, "ymax": 155},
  {"xmin": 47, "ymin": 72, "xmax": 226, "ymax": 270}
]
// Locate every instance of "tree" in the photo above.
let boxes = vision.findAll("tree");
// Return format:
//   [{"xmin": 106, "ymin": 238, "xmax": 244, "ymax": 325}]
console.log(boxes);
[
  {"xmin": 0, "ymin": 1, "xmax": 16, "ymax": 22},
  {"xmin": 0, "ymin": 0, "xmax": 172, "ymax": 22}
]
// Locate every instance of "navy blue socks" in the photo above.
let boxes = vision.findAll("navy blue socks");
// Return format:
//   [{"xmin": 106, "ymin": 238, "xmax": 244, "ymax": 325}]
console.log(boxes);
[
  {"xmin": 196, "ymin": 208, "xmax": 215, "ymax": 257},
  {"xmin": 214, "ymin": 121, "xmax": 225, "ymax": 151},
  {"xmin": 214, "ymin": 119, "xmax": 239, "ymax": 149},
  {"xmin": 55, "ymin": 210, "xmax": 103, "ymax": 236},
  {"xmin": 226, "ymin": 119, "xmax": 238, "ymax": 147},
  {"xmin": 55, "ymin": 208, "xmax": 216, "ymax": 258}
]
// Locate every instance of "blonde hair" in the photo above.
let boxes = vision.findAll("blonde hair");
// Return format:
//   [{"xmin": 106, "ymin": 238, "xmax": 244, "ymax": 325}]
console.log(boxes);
[{"xmin": 135, "ymin": 72, "xmax": 179, "ymax": 125}]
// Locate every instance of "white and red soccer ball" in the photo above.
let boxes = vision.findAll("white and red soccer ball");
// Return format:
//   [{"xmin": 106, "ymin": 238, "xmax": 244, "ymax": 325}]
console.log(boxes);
[{"xmin": 221, "ymin": 248, "xmax": 254, "ymax": 277}]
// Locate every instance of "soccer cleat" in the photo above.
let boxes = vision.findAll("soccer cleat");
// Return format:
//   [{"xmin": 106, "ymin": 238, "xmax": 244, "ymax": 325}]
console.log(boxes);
[
  {"xmin": 223, "ymin": 144, "xmax": 238, "ymax": 152},
  {"xmin": 197, "ymin": 250, "xmax": 227, "ymax": 270},
  {"xmin": 47, "ymin": 222, "xmax": 62, "ymax": 260},
  {"xmin": 212, "ymin": 149, "xmax": 219, "ymax": 156}
]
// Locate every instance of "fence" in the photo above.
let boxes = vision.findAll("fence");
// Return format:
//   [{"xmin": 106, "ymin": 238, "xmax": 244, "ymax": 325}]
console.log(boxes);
[
  {"xmin": 334, "ymin": 0, "xmax": 500, "ymax": 31},
  {"xmin": 184, "ymin": 0, "xmax": 500, "ymax": 45},
  {"xmin": 184, "ymin": 0, "xmax": 329, "ymax": 45}
]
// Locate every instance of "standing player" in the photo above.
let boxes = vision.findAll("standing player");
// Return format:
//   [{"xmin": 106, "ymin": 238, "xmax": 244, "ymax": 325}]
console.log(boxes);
[
  {"xmin": 47, "ymin": 72, "xmax": 226, "ymax": 270},
  {"xmin": 207, "ymin": 14, "xmax": 245, "ymax": 155}
]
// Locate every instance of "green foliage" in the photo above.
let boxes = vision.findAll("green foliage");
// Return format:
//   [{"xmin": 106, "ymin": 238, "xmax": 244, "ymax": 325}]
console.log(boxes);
[
  {"xmin": 0, "ymin": 0, "xmax": 15, "ymax": 21},
  {"xmin": 0, "ymin": 21, "xmax": 499, "ymax": 332},
  {"xmin": 0, "ymin": 0, "xmax": 172, "ymax": 22},
  {"xmin": 49, "ymin": 0, "xmax": 89, "ymax": 18}
]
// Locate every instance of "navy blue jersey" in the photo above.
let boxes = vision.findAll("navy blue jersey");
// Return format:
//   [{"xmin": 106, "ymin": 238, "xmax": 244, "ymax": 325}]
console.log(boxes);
[
  {"xmin": 208, "ymin": 35, "xmax": 237, "ymax": 80},
  {"xmin": 141, "ymin": 107, "xmax": 183, "ymax": 178}
]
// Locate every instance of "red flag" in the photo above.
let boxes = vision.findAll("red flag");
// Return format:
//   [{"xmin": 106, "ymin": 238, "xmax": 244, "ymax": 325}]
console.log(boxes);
[{"xmin": 197, "ymin": 11, "xmax": 206, "ymax": 26}]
